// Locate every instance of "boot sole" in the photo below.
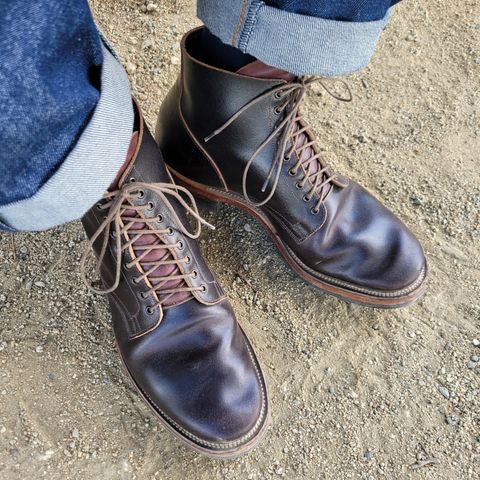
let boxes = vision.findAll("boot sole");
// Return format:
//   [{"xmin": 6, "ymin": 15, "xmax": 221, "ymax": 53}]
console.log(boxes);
[
  {"xmin": 169, "ymin": 167, "xmax": 428, "ymax": 309},
  {"xmin": 114, "ymin": 338, "xmax": 270, "ymax": 459}
]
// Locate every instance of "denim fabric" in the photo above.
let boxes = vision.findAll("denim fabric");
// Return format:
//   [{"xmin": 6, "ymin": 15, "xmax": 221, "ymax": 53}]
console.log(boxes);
[
  {"xmin": 0, "ymin": 0, "xmax": 103, "ymax": 207},
  {"xmin": 266, "ymin": 1, "xmax": 401, "ymax": 22},
  {"xmin": 0, "ymin": 0, "xmax": 133, "ymax": 231},
  {"xmin": 1, "ymin": 0, "xmax": 398, "ymax": 231},
  {"xmin": 198, "ymin": 0, "xmax": 395, "ymax": 76}
]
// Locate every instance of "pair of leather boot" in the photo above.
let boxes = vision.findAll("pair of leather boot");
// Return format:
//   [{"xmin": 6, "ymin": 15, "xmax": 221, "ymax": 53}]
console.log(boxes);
[{"xmin": 82, "ymin": 28, "xmax": 427, "ymax": 457}]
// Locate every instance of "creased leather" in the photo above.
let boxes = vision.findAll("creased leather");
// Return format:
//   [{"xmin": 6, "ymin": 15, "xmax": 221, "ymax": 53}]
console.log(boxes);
[
  {"xmin": 82, "ymin": 110, "xmax": 268, "ymax": 449},
  {"xmin": 158, "ymin": 28, "xmax": 427, "ymax": 295}
]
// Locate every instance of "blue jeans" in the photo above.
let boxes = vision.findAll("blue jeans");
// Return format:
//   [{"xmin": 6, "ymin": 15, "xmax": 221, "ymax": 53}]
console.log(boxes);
[
  {"xmin": 266, "ymin": 1, "xmax": 400, "ymax": 21},
  {"xmin": 0, "ymin": 0, "xmax": 400, "ymax": 232}
]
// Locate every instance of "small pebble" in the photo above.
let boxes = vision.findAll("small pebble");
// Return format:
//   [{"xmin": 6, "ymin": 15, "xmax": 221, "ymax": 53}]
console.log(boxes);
[
  {"xmin": 471, "ymin": 355, "xmax": 479, "ymax": 363},
  {"xmin": 438, "ymin": 385, "xmax": 450, "ymax": 399},
  {"xmin": 125, "ymin": 62, "xmax": 137, "ymax": 75},
  {"xmin": 473, "ymin": 339, "xmax": 480, "ymax": 347},
  {"xmin": 244, "ymin": 224, "xmax": 252, "ymax": 233},
  {"xmin": 467, "ymin": 360, "xmax": 477, "ymax": 370},
  {"xmin": 34, "ymin": 281, "xmax": 45, "ymax": 288},
  {"xmin": 446, "ymin": 415, "xmax": 459, "ymax": 426},
  {"xmin": 364, "ymin": 450, "xmax": 374, "ymax": 461},
  {"xmin": 35, "ymin": 345, "xmax": 44, "ymax": 353},
  {"xmin": 71, "ymin": 429, "xmax": 80, "ymax": 439},
  {"xmin": 146, "ymin": 3, "xmax": 157, "ymax": 12}
]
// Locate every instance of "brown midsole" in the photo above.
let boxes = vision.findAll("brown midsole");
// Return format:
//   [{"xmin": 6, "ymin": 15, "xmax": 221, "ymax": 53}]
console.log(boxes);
[{"xmin": 169, "ymin": 167, "xmax": 427, "ymax": 308}]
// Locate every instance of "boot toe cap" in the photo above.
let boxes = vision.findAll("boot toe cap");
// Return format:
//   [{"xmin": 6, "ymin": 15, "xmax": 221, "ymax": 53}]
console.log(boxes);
[{"xmin": 121, "ymin": 300, "xmax": 268, "ymax": 453}]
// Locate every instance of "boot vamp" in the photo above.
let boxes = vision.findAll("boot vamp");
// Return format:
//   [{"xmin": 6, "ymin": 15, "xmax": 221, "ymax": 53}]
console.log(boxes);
[
  {"xmin": 119, "ymin": 298, "xmax": 266, "ymax": 445},
  {"xmin": 284, "ymin": 181, "xmax": 426, "ymax": 292}
]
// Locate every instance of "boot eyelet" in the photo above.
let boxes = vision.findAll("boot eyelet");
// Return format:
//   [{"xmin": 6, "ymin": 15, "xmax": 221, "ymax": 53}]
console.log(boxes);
[
  {"xmin": 129, "ymin": 177, "xmax": 136, "ymax": 183},
  {"xmin": 110, "ymin": 231, "xmax": 117, "ymax": 239},
  {"xmin": 167, "ymin": 227, "xmax": 174, "ymax": 236},
  {"xmin": 146, "ymin": 306, "xmax": 154, "ymax": 315},
  {"xmin": 200, "ymin": 285, "xmax": 206, "ymax": 292},
  {"xmin": 96, "ymin": 203, "xmax": 103, "ymax": 210},
  {"xmin": 123, "ymin": 263, "xmax": 132, "ymax": 271},
  {"xmin": 132, "ymin": 277, "xmax": 140, "ymax": 284},
  {"xmin": 311, "ymin": 207, "xmax": 320, "ymax": 215},
  {"xmin": 140, "ymin": 292, "xmax": 148, "ymax": 299},
  {"xmin": 284, "ymin": 155, "xmax": 291, "ymax": 162},
  {"xmin": 185, "ymin": 256, "xmax": 191, "ymax": 264},
  {"xmin": 177, "ymin": 241, "xmax": 184, "ymax": 250},
  {"xmin": 137, "ymin": 190, "xmax": 145, "ymax": 199},
  {"xmin": 146, "ymin": 201, "xmax": 154, "ymax": 211},
  {"xmin": 295, "ymin": 182, "xmax": 303, "ymax": 189},
  {"xmin": 191, "ymin": 270, "xmax": 198, "ymax": 279},
  {"xmin": 274, "ymin": 91, "xmax": 283, "ymax": 100},
  {"xmin": 288, "ymin": 169, "xmax": 297, "ymax": 176},
  {"xmin": 274, "ymin": 106, "xmax": 282, "ymax": 115},
  {"xmin": 303, "ymin": 195, "xmax": 311, "ymax": 202},
  {"xmin": 157, "ymin": 214, "xmax": 163, "ymax": 222}
]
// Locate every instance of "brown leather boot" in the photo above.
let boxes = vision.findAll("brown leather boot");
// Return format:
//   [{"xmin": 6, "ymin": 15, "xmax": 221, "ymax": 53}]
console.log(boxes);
[
  {"xmin": 155, "ymin": 27, "xmax": 427, "ymax": 308},
  {"xmin": 81, "ymin": 102, "xmax": 269, "ymax": 458}
]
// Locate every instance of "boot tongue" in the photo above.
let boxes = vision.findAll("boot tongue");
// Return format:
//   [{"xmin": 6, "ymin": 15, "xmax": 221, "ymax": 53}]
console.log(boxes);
[
  {"xmin": 118, "ymin": 135, "xmax": 190, "ymax": 308},
  {"xmin": 237, "ymin": 61, "xmax": 324, "ymax": 195},
  {"xmin": 236, "ymin": 60, "xmax": 295, "ymax": 82}
]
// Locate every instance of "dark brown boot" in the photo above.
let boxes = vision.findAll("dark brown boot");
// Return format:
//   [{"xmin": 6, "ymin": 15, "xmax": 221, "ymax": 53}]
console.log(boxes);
[
  {"xmin": 81, "ymin": 102, "xmax": 269, "ymax": 457},
  {"xmin": 155, "ymin": 27, "xmax": 427, "ymax": 308}
]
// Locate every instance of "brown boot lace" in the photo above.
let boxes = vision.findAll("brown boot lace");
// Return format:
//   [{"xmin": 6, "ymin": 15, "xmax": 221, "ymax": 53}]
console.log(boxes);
[
  {"xmin": 205, "ymin": 77, "xmax": 352, "ymax": 212},
  {"xmin": 80, "ymin": 181, "xmax": 214, "ymax": 308}
]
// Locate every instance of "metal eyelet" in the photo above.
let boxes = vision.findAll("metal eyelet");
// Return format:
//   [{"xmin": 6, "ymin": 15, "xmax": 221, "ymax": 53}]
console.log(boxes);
[
  {"xmin": 167, "ymin": 227, "xmax": 174, "ymax": 236},
  {"xmin": 157, "ymin": 214, "xmax": 163, "ymax": 222},
  {"xmin": 274, "ymin": 91, "xmax": 283, "ymax": 100},
  {"xmin": 303, "ymin": 195, "xmax": 311, "ymax": 202},
  {"xmin": 132, "ymin": 277, "xmax": 140, "ymax": 284},
  {"xmin": 191, "ymin": 270, "xmax": 198, "ymax": 279},
  {"xmin": 274, "ymin": 106, "xmax": 282, "ymax": 115},
  {"xmin": 177, "ymin": 241, "xmax": 184, "ymax": 250},
  {"xmin": 288, "ymin": 169, "xmax": 297, "ymax": 176},
  {"xmin": 295, "ymin": 182, "xmax": 303, "ymax": 189},
  {"xmin": 146, "ymin": 201, "xmax": 154, "ymax": 211},
  {"xmin": 123, "ymin": 263, "xmax": 132, "ymax": 271},
  {"xmin": 137, "ymin": 190, "xmax": 145, "ymax": 199},
  {"xmin": 129, "ymin": 177, "xmax": 136, "ymax": 183},
  {"xmin": 311, "ymin": 207, "xmax": 320, "ymax": 215},
  {"xmin": 200, "ymin": 285, "xmax": 206, "ymax": 292},
  {"xmin": 185, "ymin": 256, "xmax": 191, "ymax": 264},
  {"xmin": 96, "ymin": 203, "xmax": 103, "ymax": 210},
  {"xmin": 140, "ymin": 292, "xmax": 148, "ymax": 299},
  {"xmin": 146, "ymin": 306, "xmax": 154, "ymax": 315}
]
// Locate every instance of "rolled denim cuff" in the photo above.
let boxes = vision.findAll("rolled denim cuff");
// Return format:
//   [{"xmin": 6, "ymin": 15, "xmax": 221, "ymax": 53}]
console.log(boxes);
[
  {"xmin": 0, "ymin": 42, "xmax": 133, "ymax": 232},
  {"xmin": 198, "ymin": 0, "xmax": 391, "ymax": 77}
]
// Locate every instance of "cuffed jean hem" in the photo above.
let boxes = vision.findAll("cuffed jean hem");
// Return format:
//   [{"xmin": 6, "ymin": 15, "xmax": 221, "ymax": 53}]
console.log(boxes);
[
  {"xmin": 0, "ymin": 42, "xmax": 133, "ymax": 232},
  {"xmin": 197, "ymin": 0, "xmax": 391, "ymax": 76}
]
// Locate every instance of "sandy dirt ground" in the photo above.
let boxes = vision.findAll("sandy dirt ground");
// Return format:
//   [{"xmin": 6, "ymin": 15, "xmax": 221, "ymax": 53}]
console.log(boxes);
[{"xmin": 0, "ymin": 1, "xmax": 479, "ymax": 479}]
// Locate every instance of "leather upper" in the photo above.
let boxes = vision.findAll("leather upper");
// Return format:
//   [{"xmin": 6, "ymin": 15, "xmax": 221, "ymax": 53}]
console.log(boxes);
[
  {"xmin": 82, "ymin": 110, "xmax": 268, "ymax": 451},
  {"xmin": 156, "ymin": 28, "xmax": 427, "ymax": 296}
]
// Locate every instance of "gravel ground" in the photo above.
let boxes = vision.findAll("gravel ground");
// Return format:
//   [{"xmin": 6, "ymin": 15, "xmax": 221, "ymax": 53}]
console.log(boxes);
[{"xmin": 0, "ymin": 1, "xmax": 479, "ymax": 479}]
